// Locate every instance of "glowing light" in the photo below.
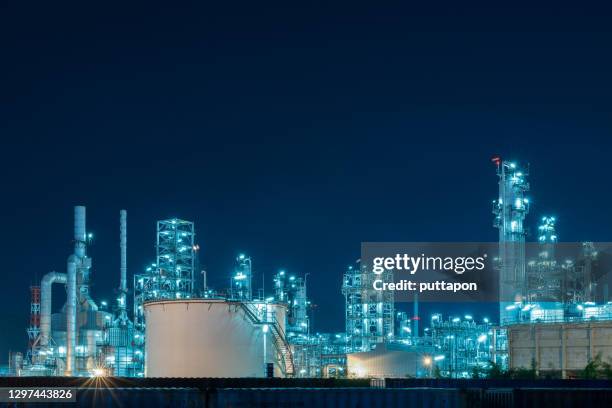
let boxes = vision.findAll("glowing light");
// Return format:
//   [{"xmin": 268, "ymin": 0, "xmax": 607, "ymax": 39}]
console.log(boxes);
[
  {"xmin": 515, "ymin": 198, "xmax": 522, "ymax": 208},
  {"xmin": 478, "ymin": 334, "xmax": 488, "ymax": 343},
  {"xmin": 434, "ymin": 355, "xmax": 445, "ymax": 362},
  {"xmin": 262, "ymin": 324, "xmax": 269, "ymax": 333},
  {"xmin": 354, "ymin": 366, "xmax": 367, "ymax": 378},
  {"xmin": 423, "ymin": 356, "xmax": 432, "ymax": 366},
  {"xmin": 91, "ymin": 368, "xmax": 105, "ymax": 377}
]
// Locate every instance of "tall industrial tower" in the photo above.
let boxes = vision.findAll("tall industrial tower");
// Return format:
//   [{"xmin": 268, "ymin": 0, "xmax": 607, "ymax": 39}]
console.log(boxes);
[
  {"xmin": 342, "ymin": 262, "xmax": 394, "ymax": 352},
  {"xmin": 492, "ymin": 157, "xmax": 530, "ymax": 324},
  {"xmin": 26, "ymin": 285, "xmax": 41, "ymax": 363},
  {"xmin": 156, "ymin": 218, "xmax": 196, "ymax": 299}
]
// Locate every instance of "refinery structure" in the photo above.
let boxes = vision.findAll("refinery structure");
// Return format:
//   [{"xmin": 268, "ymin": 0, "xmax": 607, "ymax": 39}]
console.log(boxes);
[{"xmin": 5, "ymin": 157, "xmax": 612, "ymax": 379}]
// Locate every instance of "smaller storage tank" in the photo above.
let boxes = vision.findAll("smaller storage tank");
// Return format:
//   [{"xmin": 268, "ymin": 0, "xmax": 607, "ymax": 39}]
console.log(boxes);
[
  {"xmin": 144, "ymin": 299, "xmax": 288, "ymax": 378},
  {"xmin": 347, "ymin": 343, "xmax": 431, "ymax": 378}
]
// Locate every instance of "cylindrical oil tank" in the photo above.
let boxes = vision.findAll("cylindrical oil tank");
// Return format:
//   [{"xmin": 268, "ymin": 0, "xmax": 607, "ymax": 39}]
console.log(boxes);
[{"xmin": 144, "ymin": 299, "xmax": 287, "ymax": 378}]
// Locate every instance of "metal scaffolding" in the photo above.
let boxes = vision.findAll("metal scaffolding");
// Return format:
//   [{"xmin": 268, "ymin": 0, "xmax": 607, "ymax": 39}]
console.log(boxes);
[
  {"xmin": 342, "ymin": 262, "xmax": 394, "ymax": 352},
  {"xmin": 429, "ymin": 315, "xmax": 493, "ymax": 378}
]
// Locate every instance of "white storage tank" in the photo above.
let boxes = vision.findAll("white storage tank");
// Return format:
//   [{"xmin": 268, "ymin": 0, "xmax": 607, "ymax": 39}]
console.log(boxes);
[{"xmin": 144, "ymin": 299, "xmax": 288, "ymax": 378}]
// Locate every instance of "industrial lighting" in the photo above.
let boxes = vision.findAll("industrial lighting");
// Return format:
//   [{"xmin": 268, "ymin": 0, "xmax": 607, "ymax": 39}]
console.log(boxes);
[
  {"xmin": 423, "ymin": 356, "xmax": 432, "ymax": 366},
  {"xmin": 262, "ymin": 325, "xmax": 269, "ymax": 333},
  {"xmin": 477, "ymin": 334, "xmax": 487, "ymax": 343},
  {"xmin": 434, "ymin": 355, "xmax": 445, "ymax": 362},
  {"xmin": 354, "ymin": 366, "xmax": 367, "ymax": 378},
  {"xmin": 91, "ymin": 368, "xmax": 105, "ymax": 377}
]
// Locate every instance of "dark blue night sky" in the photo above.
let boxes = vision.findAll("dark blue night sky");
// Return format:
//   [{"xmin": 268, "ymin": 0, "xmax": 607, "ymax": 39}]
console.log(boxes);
[{"xmin": 1, "ymin": 3, "xmax": 612, "ymax": 361}]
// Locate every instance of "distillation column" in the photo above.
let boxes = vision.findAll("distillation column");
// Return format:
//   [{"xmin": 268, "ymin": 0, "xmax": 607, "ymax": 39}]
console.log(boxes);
[
  {"xmin": 492, "ymin": 158, "xmax": 530, "ymax": 325},
  {"xmin": 115, "ymin": 209, "xmax": 129, "ymax": 324},
  {"xmin": 66, "ymin": 205, "xmax": 92, "ymax": 376}
]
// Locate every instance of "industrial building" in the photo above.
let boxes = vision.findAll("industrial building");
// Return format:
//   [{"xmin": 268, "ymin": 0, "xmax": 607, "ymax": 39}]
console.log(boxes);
[
  {"xmin": 6, "ymin": 156, "xmax": 612, "ymax": 379},
  {"xmin": 508, "ymin": 320, "xmax": 612, "ymax": 378},
  {"xmin": 9, "ymin": 207, "xmax": 134, "ymax": 377}
]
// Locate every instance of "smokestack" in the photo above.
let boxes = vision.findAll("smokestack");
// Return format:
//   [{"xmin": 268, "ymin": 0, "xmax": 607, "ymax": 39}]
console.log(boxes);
[
  {"xmin": 65, "ymin": 259, "xmax": 76, "ymax": 376},
  {"xmin": 120, "ymin": 210, "xmax": 127, "ymax": 294},
  {"xmin": 74, "ymin": 206, "xmax": 86, "ymax": 258}
]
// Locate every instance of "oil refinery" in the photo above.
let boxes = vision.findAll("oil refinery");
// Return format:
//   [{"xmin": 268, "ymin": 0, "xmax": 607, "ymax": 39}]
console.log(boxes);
[{"xmin": 4, "ymin": 157, "xmax": 612, "ymax": 380}]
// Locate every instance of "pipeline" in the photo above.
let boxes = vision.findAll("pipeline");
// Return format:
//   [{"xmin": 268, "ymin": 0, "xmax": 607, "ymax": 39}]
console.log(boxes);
[
  {"xmin": 39, "ymin": 272, "xmax": 67, "ymax": 347},
  {"xmin": 65, "ymin": 259, "xmax": 76, "ymax": 376}
]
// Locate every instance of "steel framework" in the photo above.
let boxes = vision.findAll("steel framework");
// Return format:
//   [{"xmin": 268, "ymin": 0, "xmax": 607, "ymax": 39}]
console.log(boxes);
[{"xmin": 342, "ymin": 262, "xmax": 394, "ymax": 352}]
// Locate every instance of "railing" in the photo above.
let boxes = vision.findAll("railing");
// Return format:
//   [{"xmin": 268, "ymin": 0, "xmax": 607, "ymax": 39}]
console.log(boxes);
[
  {"xmin": 502, "ymin": 311, "xmax": 612, "ymax": 326},
  {"xmin": 239, "ymin": 302, "xmax": 295, "ymax": 377}
]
